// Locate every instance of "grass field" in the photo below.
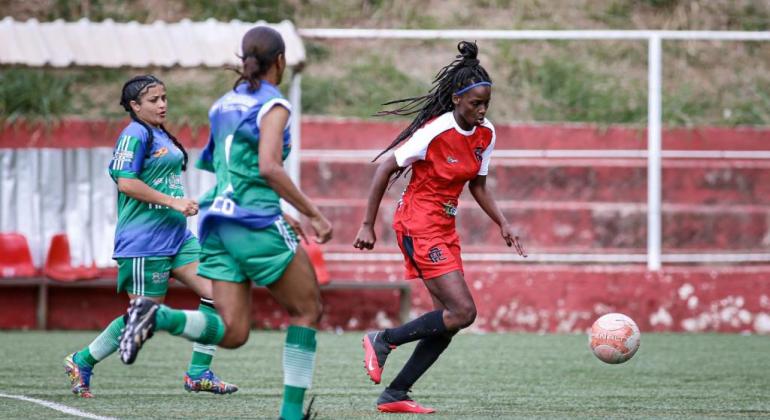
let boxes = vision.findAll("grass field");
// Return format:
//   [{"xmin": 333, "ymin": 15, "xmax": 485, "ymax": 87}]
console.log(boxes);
[{"xmin": 0, "ymin": 331, "xmax": 768, "ymax": 419}]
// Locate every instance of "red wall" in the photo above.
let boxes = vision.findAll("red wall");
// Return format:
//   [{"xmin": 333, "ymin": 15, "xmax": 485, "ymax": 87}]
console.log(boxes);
[
  {"xmin": 2, "ymin": 118, "xmax": 768, "ymax": 150},
  {"xmin": 2, "ymin": 264, "xmax": 769, "ymax": 333},
  {"xmin": 1, "ymin": 118, "xmax": 769, "ymax": 333}
]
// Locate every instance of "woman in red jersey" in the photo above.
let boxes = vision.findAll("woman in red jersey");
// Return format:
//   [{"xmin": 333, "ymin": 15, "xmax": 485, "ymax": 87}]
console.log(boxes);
[{"xmin": 353, "ymin": 41, "xmax": 527, "ymax": 414}]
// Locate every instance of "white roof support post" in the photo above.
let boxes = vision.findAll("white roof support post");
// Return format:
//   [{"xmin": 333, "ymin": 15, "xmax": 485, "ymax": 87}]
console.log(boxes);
[
  {"xmin": 282, "ymin": 69, "xmax": 302, "ymax": 219},
  {"xmin": 647, "ymin": 35, "xmax": 663, "ymax": 271}
]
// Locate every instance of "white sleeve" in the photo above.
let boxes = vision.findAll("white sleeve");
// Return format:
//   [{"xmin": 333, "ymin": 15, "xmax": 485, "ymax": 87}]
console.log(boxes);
[
  {"xmin": 393, "ymin": 114, "xmax": 452, "ymax": 167},
  {"xmin": 256, "ymin": 98, "xmax": 292, "ymax": 129},
  {"xmin": 477, "ymin": 122, "xmax": 496, "ymax": 176}
]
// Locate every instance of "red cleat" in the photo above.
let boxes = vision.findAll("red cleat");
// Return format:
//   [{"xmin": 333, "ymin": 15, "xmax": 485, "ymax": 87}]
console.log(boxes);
[
  {"xmin": 377, "ymin": 400, "xmax": 436, "ymax": 414},
  {"xmin": 376, "ymin": 388, "xmax": 436, "ymax": 414},
  {"xmin": 362, "ymin": 331, "xmax": 393, "ymax": 384}
]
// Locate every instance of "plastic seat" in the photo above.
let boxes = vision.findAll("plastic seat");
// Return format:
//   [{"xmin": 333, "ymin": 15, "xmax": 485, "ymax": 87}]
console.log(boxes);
[
  {"xmin": 301, "ymin": 240, "xmax": 330, "ymax": 285},
  {"xmin": 44, "ymin": 233, "xmax": 100, "ymax": 282},
  {"xmin": 0, "ymin": 232, "xmax": 37, "ymax": 278}
]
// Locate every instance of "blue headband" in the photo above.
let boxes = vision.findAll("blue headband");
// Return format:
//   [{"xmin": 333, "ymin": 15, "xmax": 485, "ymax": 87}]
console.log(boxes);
[{"xmin": 454, "ymin": 81, "xmax": 492, "ymax": 96}]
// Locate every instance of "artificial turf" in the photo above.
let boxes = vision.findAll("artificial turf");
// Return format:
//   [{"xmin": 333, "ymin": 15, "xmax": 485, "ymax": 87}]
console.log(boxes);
[{"xmin": 0, "ymin": 331, "xmax": 768, "ymax": 419}]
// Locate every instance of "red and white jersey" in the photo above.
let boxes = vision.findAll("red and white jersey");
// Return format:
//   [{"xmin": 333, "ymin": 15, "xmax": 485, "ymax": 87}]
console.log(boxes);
[{"xmin": 392, "ymin": 111, "xmax": 495, "ymax": 237}]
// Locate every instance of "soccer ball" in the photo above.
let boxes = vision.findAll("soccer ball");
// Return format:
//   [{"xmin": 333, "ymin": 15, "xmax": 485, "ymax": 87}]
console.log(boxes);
[{"xmin": 589, "ymin": 313, "xmax": 640, "ymax": 364}]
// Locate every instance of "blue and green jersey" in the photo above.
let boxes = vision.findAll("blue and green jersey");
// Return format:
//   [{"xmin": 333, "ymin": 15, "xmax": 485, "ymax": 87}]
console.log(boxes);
[
  {"xmin": 108, "ymin": 121, "xmax": 193, "ymax": 258},
  {"xmin": 196, "ymin": 81, "xmax": 291, "ymax": 241}
]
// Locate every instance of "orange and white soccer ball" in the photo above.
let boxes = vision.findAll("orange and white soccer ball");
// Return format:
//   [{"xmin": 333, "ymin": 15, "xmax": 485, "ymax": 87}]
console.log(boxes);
[{"xmin": 589, "ymin": 313, "xmax": 640, "ymax": 364}]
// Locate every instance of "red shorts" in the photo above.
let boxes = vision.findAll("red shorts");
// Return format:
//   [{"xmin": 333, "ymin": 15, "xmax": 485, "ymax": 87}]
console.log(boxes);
[{"xmin": 395, "ymin": 230, "xmax": 464, "ymax": 280}]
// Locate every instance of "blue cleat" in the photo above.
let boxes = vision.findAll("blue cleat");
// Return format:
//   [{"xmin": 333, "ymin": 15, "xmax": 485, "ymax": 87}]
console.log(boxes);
[
  {"xmin": 183, "ymin": 369, "xmax": 238, "ymax": 395},
  {"xmin": 64, "ymin": 353, "xmax": 94, "ymax": 398}
]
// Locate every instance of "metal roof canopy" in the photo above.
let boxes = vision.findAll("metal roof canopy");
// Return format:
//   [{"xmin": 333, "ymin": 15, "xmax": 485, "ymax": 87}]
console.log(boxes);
[
  {"xmin": 0, "ymin": 17, "xmax": 306, "ymax": 68},
  {"xmin": 0, "ymin": 17, "xmax": 307, "ymax": 217}
]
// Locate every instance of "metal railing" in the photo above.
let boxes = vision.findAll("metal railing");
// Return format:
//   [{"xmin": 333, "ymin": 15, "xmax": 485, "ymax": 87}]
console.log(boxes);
[{"xmin": 299, "ymin": 28, "xmax": 770, "ymax": 270}]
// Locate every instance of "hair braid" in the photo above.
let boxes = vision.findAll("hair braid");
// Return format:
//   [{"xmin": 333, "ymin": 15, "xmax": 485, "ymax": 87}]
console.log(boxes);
[
  {"xmin": 127, "ymin": 109, "xmax": 156, "ymax": 161},
  {"xmin": 161, "ymin": 125, "xmax": 188, "ymax": 171},
  {"xmin": 375, "ymin": 41, "xmax": 492, "ymax": 182}
]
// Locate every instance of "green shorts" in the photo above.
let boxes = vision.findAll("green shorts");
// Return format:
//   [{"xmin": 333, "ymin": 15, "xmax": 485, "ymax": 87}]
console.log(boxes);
[
  {"xmin": 198, "ymin": 216, "xmax": 297, "ymax": 287},
  {"xmin": 116, "ymin": 237, "xmax": 200, "ymax": 297}
]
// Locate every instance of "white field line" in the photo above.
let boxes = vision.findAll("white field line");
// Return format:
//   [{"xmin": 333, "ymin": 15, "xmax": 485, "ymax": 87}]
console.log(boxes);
[{"xmin": 0, "ymin": 392, "xmax": 117, "ymax": 420}]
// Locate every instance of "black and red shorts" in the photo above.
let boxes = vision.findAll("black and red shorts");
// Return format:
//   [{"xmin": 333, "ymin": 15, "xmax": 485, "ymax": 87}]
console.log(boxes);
[{"xmin": 395, "ymin": 230, "xmax": 464, "ymax": 280}]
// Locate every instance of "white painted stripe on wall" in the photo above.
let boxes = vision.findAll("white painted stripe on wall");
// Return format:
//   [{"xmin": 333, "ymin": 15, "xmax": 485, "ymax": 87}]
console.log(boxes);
[
  {"xmin": 323, "ymin": 252, "xmax": 770, "ymax": 264},
  {"xmin": 300, "ymin": 149, "xmax": 770, "ymax": 160}
]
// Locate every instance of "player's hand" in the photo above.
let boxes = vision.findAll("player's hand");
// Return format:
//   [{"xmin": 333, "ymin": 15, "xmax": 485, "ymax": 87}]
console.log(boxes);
[
  {"xmin": 309, "ymin": 213, "xmax": 333, "ymax": 244},
  {"xmin": 353, "ymin": 223, "xmax": 376, "ymax": 250},
  {"xmin": 283, "ymin": 212, "xmax": 308, "ymax": 244},
  {"xmin": 501, "ymin": 223, "xmax": 527, "ymax": 257},
  {"xmin": 172, "ymin": 198, "xmax": 199, "ymax": 217}
]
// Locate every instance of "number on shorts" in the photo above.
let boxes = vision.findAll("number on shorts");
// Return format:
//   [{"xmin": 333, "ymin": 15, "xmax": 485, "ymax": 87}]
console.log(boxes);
[{"xmin": 211, "ymin": 196, "xmax": 235, "ymax": 215}]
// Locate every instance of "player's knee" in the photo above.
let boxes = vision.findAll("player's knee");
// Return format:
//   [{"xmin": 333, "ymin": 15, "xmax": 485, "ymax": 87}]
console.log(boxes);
[
  {"xmin": 452, "ymin": 304, "xmax": 477, "ymax": 329},
  {"xmin": 289, "ymin": 299, "xmax": 323, "ymax": 327},
  {"xmin": 220, "ymin": 329, "xmax": 249, "ymax": 349},
  {"xmin": 219, "ymin": 320, "xmax": 249, "ymax": 349},
  {"xmin": 312, "ymin": 300, "xmax": 324, "ymax": 324}
]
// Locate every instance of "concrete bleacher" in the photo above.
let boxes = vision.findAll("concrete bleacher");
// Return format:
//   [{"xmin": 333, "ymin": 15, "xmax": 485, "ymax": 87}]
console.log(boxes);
[
  {"xmin": 298, "ymin": 118, "xmax": 770, "ymax": 334},
  {"xmin": 301, "ymin": 119, "xmax": 770, "ymax": 255},
  {"xmin": 1, "ymin": 118, "xmax": 769, "ymax": 333}
]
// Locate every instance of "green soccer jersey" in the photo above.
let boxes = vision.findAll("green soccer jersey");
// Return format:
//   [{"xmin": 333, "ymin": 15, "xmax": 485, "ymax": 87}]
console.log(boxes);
[
  {"xmin": 197, "ymin": 82, "xmax": 290, "ymax": 234},
  {"xmin": 109, "ymin": 121, "xmax": 193, "ymax": 257}
]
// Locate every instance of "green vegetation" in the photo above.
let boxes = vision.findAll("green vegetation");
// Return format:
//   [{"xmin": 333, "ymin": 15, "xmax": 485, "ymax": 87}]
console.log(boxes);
[
  {"xmin": 530, "ymin": 57, "xmax": 646, "ymax": 123},
  {"xmin": 1, "ymin": 0, "xmax": 768, "ymax": 126},
  {"xmin": 0, "ymin": 69, "xmax": 76, "ymax": 122},
  {"xmin": 183, "ymin": 0, "xmax": 294, "ymax": 23},
  {"xmin": 302, "ymin": 56, "xmax": 429, "ymax": 118},
  {"xmin": 1, "ymin": 331, "xmax": 768, "ymax": 418}
]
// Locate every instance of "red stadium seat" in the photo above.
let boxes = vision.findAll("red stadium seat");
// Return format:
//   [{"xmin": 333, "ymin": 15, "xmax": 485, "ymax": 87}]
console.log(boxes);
[
  {"xmin": 44, "ymin": 233, "xmax": 100, "ymax": 282},
  {"xmin": 0, "ymin": 232, "xmax": 37, "ymax": 278},
  {"xmin": 302, "ymin": 240, "xmax": 330, "ymax": 285}
]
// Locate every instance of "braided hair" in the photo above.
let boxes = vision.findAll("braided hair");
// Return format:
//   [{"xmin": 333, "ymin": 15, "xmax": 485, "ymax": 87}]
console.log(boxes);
[
  {"xmin": 232, "ymin": 26, "xmax": 286, "ymax": 92},
  {"xmin": 375, "ymin": 41, "xmax": 492, "ymax": 178},
  {"xmin": 119, "ymin": 75, "xmax": 189, "ymax": 170}
]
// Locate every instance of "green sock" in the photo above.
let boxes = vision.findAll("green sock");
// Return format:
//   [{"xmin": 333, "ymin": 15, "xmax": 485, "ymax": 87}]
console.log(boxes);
[
  {"xmin": 280, "ymin": 326, "xmax": 317, "ymax": 420},
  {"xmin": 74, "ymin": 316, "xmax": 125, "ymax": 368},
  {"xmin": 155, "ymin": 304, "xmax": 225, "ymax": 345},
  {"xmin": 187, "ymin": 298, "xmax": 218, "ymax": 378}
]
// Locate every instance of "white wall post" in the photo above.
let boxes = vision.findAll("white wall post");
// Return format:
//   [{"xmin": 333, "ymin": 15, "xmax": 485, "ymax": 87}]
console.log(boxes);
[
  {"xmin": 647, "ymin": 35, "xmax": 663, "ymax": 271},
  {"xmin": 282, "ymin": 70, "xmax": 303, "ymax": 218}
]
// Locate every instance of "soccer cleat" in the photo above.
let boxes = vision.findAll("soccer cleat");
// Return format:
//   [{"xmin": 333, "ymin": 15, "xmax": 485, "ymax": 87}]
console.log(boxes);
[
  {"xmin": 183, "ymin": 370, "xmax": 239, "ymax": 394},
  {"xmin": 376, "ymin": 388, "xmax": 435, "ymax": 414},
  {"xmin": 362, "ymin": 331, "xmax": 395, "ymax": 384},
  {"xmin": 63, "ymin": 353, "xmax": 94, "ymax": 398},
  {"xmin": 119, "ymin": 296, "xmax": 158, "ymax": 365}
]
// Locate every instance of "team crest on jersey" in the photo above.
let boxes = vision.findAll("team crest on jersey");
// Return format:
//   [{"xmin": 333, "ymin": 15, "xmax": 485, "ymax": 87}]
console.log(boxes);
[
  {"xmin": 428, "ymin": 246, "xmax": 446, "ymax": 263},
  {"xmin": 474, "ymin": 147, "xmax": 483, "ymax": 162},
  {"xmin": 442, "ymin": 201, "xmax": 457, "ymax": 217},
  {"xmin": 447, "ymin": 156, "xmax": 459, "ymax": 164},
  {"xmin": 167, "ymin": 174, "xmax": 183, "ymax": 190},
  {"xmin": 151, "ymin": 271, "xmax": 169, "ymax": 284},
  {"xmin": 153, "ymin": 147, "xmax": 169, "ymax": 158}
]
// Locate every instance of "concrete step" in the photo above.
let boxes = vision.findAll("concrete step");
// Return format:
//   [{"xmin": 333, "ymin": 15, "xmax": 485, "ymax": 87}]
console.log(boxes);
[
  {"xmin": 300, "ymin": 118, "xmax": 770, "ymax": 150},
  {"xmin": 312, "ymin": 199, "xmax": 770, "ymax": 250},
  {"xmin": 300, "ymin": 158, "xmax": 770, "ymax": 205}
]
